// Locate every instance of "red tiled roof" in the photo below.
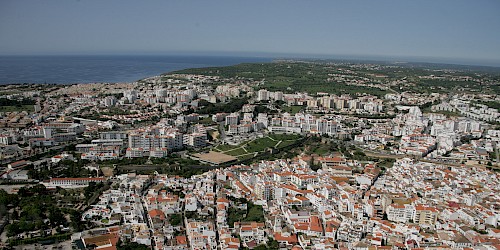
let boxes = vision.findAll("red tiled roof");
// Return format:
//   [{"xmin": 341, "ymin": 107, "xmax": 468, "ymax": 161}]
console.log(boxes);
[
  {"xmin": 148, "ymin": 209, "xmax": 165, "ymax": 220},
  {"xmin": 176, "ymin": 236, "xmax": 187, "ymax": 245},
  {"xmin": 274, "ymin": 233, "xmax": 298, "ymax": 243},
  {"xmin": 51, "ymin": 177, "xmax": 106, "ymax": 181}
]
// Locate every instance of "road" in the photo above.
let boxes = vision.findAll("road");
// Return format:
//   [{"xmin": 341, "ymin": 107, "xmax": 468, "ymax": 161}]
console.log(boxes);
[
  {"xmin": 218, "ymin": 121, "xmax": 226, "ymax": 141},
  {"xmin": 0, "ymin": 138, "xmax": 86, "ymax": 165},
  {"xmin": 140, "ymin": 181, "xmax": 155, "ymax": 248},
  {"xmin": 350, "ymin": 141, "xmax": 497, "ymax": 169},
  {"xmin": 362, "ymin": 150, "xmax": 405, "ymax": 159},
  {"xmin": 0, "ymin": 184, "xmax": 34, "ymax": 194}
]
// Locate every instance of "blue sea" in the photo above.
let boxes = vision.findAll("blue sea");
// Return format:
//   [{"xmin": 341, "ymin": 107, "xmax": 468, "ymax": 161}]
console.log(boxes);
[{"xmin": 0, "ymin": 55, "xmax": 272, "ymax": 84}]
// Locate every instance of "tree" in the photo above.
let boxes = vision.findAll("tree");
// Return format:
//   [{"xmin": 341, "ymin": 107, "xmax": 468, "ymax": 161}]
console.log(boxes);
[
  {"xmin": 6, "ymin": 223, "xmax": 20, "ymax": 237},
  {"xmin": 0, "ymin": 189, "xmax": 19, "ymax": 206},
  {"xmin": 382, "ymin": 213, "xmax": 388, "ymax": 220},
  {"xmin": 117, "ymin": 240, "xmax": 150, "ymax": 250},
  {"xmin": 267, "ymin": 238, "xmax": 279, "ymax": 249},
  {"xmin": 84, "ymin": 182, "xmax": 97, "ymax": 199},
  {"xmin": 48, "ymin": 207, "xmax": 66, "ymax": 227},
  {"xmin": 310, "ymin": 163, "xmax": 321, "ymax": 171},
  {"xmin": 253, "ymin": 245, "xmax": 267, "ymax": 250},
  {"xmin": 169, "ymin": 214, "xmax": 182, "ymax": 226}
]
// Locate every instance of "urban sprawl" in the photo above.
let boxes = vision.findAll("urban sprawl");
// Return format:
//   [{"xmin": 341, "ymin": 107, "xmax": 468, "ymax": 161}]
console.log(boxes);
[{"xmin": 1, "ymin": 61, "xmax": 500, "ymax": 250}]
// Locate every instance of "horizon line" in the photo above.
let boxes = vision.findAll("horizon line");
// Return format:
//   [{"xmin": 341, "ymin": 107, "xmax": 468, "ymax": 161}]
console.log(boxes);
[{"xmin": 1, "ymin": 51, "xmax": 500, "ymax": 68}]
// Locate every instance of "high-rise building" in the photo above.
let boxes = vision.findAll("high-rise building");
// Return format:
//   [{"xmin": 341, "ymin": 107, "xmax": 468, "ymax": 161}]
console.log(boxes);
[
  {"xmin": 257, "ymin": 89, "xmax": 269, "ymax": 102},
  {"xmin": 225, "ymin": 113, "xmax": 239, "ymax": 126}
]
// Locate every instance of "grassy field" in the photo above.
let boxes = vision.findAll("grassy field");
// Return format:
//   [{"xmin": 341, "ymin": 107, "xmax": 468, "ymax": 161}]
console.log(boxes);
[
  {"xmin": 0, "ymin": 105, "xmax": 34, "ymax": 112},
  {"xmin": 214, "ymin": 134, "xmax": 304, "ymax": 160},
  {"xmin": 310, "ymin": 145, "xmax": 331, "ymax": 155},
  {"xmin": 281, "ymin": 105, "xmax": 304, "ymax": 114},
  {"xmin": 277, "ymin": 140, "xmax": 298, "ymax": 148},
  {"xmin": 303, "ymin": 139, "xmax": 334, "ymax": 156},
  {"xmin": 215, "ymin": 143, "xmax": 242, "ymax": 152},
  {"xmin": 224, "ymin": 148, "xmax": 247, "ymax": 156},
  {"xmin": 245, "ymin": 137, "xmax": 276, "ymax": 152},
  {"xmin": 269, "ymin": 133, "xmax": 303, "ymax": 141},
  {"xmin": 237, "ymin": 154, "xmax": 255, "ymax": 161},
  {"xmin": 198, "ymin": 116, "xmax": 216, "ymax": 125}
]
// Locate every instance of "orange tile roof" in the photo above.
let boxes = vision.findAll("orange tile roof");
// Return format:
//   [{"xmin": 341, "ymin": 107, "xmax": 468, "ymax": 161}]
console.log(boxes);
[
  {"xmin": 51, "ymin": 177, "xmax": 106, "ymax": 181},
  {"xmin": 176, "ymin": 236, "xmax": 187, "ymax": 245},
  {"xmin": 83, "ymin": 233, "xmax": 119, "ymax": 250},
  {"xmin": 274, "ymin": 233, "xmax": 298, "ymax": 243},
  {"xmin": 309, "ymin": 216, "xmax": 323, "ymax": 232},
  {"xmin": 217, "ymin": 197, "xmax": 230, "ymax": 203},
  {"xmin": 148, "ymin": 209, "xmax": 165, "ymax": 220},
  {"xmin": 415, "ymin": 205, "xmax": 438, "ymax": 212}
]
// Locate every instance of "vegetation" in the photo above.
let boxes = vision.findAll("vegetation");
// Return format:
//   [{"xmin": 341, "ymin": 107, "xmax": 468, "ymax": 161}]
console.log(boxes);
[
  {"xmin": 303, "ymin": 136, "xmax": 335, "ymax": 155},
  {"xmin": 245, "ymin": 202, "xmax": 265, "ymax": 222},
  {"xmin": 281, "ymin": 105, "xmax": 304, "ymax": 114},
  {"xmin": 0, "ymin": 97, "xmax": 36, "ymax": 112},
  {"xmin": 0, "ymin": 97, "xmax": 36, "ymax": 107},
  {"xmin": 117, "ymin": 240, "xmax": 150, "ymax": 250},
  {"xmin": 172, "ymin": 62, "xmax": 388, "ymax": 96},
  {"xmin": 0, "ymin": 105, "xmax": 35, "ymax": 112},
  {"xmin": 7, "ymin": 232, "xmax": 72, "ymax": 246},
  {"xmin": 268, "ymin": 133, "xmax": 303, "ymax": 141},
  {"xmin": 168, "ymin": 214, "xmax": 182, "ymax": 226},
  {"xmin": 120, "ymin": 164, "xmax": 213, "ymax": 179},
  {"xmin": 26, "ymin": 144, "xmax": 81, "ymax": 162},
  {"xmin": 72, "ymin": 106, "xmax": 139, "ymax": 121},
  {"xmin": 245, "ymin": 137, "xmax": 276, "ymax": 152},
  {"xmin": 107, "ymin": 154, "xmax": 214, "ymax": 178},
  {"xmin": 196, "ymin": 97, "xmax": 249, "ymax": 115},
  {"xmin": 425, "ymin": 109, "xmax": 462, "ymax": 117},
  {"xmin": 473, "ymin": 100, "xmax": 500, "ymax": 112},
  {"xmin": 227, "ymin": 207, "xmax": 246, "ymax": 228},
  {"xmin": 377, "ymin": 158, "xmax": 396, "ymax": 169},
  {"xmin": 353, "ymin": 114, "xmax": 395, "ymax": 119},
  {"xmin": 213, "ymin": 134, "xmax": 305, "ymax": 162},
  {"xmin": 172, "ymin": 61, "xmax": 500, "ymax": 95},
  {"xmin": 253, "ymin": 104, "xmax": 278, "ymax": 115},
  {"xmin": 227, "ymin": 201, "xmax": 265, "ymax": 227},
  {"xmin": 473, "ymin": 227, "xmax": 488, "ymax": 235},
  {"xmin": 84, "ymin": 181, "xmax": 107, "ymax": 203},
  {"xmin": 352, "ymin": 150, "xmax": 369, "ymax": 161},
  {"xmin": 251, "ymin": 238, "xmax": 279, "ymax": 250},
  {"xmin": 28, "ymin": 159, "xmax": 97, "ymax": 180},
  {"xmin": 1, "ymin": 185, "xmax": 87, "ymax": 241}
]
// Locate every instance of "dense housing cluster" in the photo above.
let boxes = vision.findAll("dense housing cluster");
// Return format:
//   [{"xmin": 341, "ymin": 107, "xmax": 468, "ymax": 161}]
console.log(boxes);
[{"xmin": 0, "ymin": 61, "xmax": 499, "ymax": 249}]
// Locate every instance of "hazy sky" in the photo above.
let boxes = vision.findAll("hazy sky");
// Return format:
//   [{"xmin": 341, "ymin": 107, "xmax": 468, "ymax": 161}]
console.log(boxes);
[{"xmin": 1, "ymin": 0, "xmax": 500, "ymax": 64}]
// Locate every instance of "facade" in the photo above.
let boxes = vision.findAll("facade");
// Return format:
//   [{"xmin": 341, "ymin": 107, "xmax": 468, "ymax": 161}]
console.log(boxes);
[
  {"xmin": 413, "ymin": 205, "xmax": 438, "ymax": 226},
  {"xmin": 45, "ymin": 177, "xmax": 106, "ymax": 187}
]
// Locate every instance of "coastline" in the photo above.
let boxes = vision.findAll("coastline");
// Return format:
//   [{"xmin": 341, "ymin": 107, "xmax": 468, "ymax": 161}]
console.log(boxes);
[{"xmin": 0, "ymin": 55, "xmax": 273, "ymax": 85}]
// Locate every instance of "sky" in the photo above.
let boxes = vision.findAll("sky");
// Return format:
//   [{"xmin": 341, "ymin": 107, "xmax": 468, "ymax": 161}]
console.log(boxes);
[{"xmin": 1, "ymin": 0, "xmax": 500, "ymax": 65}]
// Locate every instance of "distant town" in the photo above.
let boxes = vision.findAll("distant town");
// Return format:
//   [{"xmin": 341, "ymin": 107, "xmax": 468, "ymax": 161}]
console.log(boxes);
[{"xmin": 0, "ymin": 60, "xmax": 500, "ymax": 249}]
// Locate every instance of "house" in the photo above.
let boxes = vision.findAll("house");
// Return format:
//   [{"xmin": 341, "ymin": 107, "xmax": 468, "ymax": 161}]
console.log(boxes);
[
  {"xmin": 293, "ymin": 215, "xmax": 323, "ymax": 237},
  {"xmin": 274, "ymin": 232, "xmax": 298, "ymax": 248},
  {"xmin": 234, "ymin": 221, "xmax": 267, "ymax": 246}
]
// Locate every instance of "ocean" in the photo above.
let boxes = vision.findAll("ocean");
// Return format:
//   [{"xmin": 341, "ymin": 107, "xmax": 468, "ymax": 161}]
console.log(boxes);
[{"xmin": 0, "ymin": 55, "xmax": 272, "ymax": 84}]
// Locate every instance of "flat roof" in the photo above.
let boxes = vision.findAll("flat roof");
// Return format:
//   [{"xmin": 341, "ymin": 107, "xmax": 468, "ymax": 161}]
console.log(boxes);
[{"xmin": 193, "ymin": 151, "xmax": 237, "ymax": 165}]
